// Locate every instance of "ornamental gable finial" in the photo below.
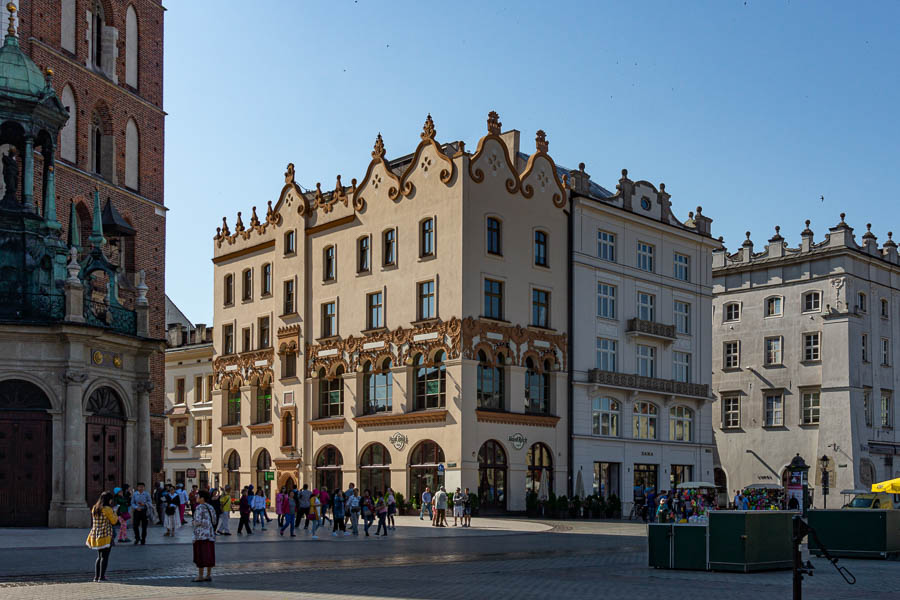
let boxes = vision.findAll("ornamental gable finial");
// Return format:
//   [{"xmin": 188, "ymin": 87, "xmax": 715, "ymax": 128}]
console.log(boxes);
[
  {"xmin": 535, "ymin": 130, "xmax": 548, "ymax": 153},
  {"xmin": 487, "ymin": 111, "xmax": 501, "ymax": 135},
  {"xmin": 284, "ymin": 163, "xmax": 295, "ymax": 185},
  {"xmin": 372, "ymin": 133, "xmax": 385, "ymax": 159},
  {"xmin": 6, "ymin": 2, "xmax": 16, "ymax": 38},
  {"xmin": 421, "ymin": 114, "xmax": 436, "ymax": 141}
]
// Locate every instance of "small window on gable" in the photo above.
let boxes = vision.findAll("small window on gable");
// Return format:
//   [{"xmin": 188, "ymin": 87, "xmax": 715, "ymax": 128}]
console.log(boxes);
[
  {"xmin": 420, "ymin": 218, "xmax": 434, "ymax": 257},
  {"xmin": 487, "ymin": 217, "xmax": 502, "ymax": 255},
  {"xmin": 534, "ymin": 230, "xmax": 548, "ymax": 267},
  {"xmin": 284, "ymin": 230, "xmax": 296, "ymax": 254},
  {"xmin": 323, "ymin": 245, "xmax": 336, "ymax": 281}
]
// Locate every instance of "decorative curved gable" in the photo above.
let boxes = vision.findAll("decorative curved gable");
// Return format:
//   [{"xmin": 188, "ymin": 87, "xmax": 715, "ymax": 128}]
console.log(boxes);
[
  {"xmin": 277, "ymin": 163, "xmax": 308, "ymax": 216},
  {"xmin": 352, "ymin": 133, "xmax": 401, "ymax": 211},
  {"xmin": 467, "ymin": 111, "xmax": 520, "ymax": 194},
  {"xmin": 519, "ymin": 130, "xmax": 567, "ymax": 209},
  {"xmin": 399, "ymin": 114, "xmax": 455, "ymax": 197}
]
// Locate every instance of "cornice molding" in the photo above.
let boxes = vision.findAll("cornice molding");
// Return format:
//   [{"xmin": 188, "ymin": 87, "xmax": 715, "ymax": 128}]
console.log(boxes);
[
  {"xmin": 247, "ymin": 423, "xmax": 274, "ymax": 435},
  {"xmin": 219, "ymin": 425, "xmax": 243, "ymax": 436},
  {"xmin": 212, "ymin": 239, "xmax": 275, "ymax": 264},
  {"xmin": 353, "ymin": 410, "xmax": 448, "ymax": 428},
  {"xmin": 309, "ymin": 417, "xmax": 346, "ymax": 431},
  {"xmin": 475, "ymin": 410, "xmax": 560, "ymax": 428}
]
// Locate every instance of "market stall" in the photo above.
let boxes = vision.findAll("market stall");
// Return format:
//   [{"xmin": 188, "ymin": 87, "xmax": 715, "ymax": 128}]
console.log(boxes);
[{"xmin": 742, "ymin": 483, "xmax": 786, "ymax": 510}]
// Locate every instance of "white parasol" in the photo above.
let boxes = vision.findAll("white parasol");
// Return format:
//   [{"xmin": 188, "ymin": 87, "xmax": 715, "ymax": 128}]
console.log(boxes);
[
  {"xmin": 537, "ymin": 468, "xmax": 550, "ymax": 502},
  {"xmin": 575, "ymin": 467, "xmax": 586, "ymax": 500}
]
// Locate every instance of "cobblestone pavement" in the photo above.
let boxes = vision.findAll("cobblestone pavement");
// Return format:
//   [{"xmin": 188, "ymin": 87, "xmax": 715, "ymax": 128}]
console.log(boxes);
[{"xmin": 1, "ymin": 519, "xmax": 897, "ymax": 599}]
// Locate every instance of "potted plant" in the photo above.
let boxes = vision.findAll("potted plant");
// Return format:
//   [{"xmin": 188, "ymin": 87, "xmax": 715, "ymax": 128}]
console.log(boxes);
[
  {"xmin": 571, "ymin": 495, "xmax": 581, "ymax": 518},
  {"xmin": 395, "ymin": 493, "xmax": 406, "ymax": 516},
  {"xmin": 556, "ymin": 494, "xmax": 569, "ymax": 519},
  {"xmin": 468, "ymin": 491, "xmax": 480, "ymax": 517},
  {"xmin": 606, "ymin": 494, "xmax": 622, "ymax": 519}
]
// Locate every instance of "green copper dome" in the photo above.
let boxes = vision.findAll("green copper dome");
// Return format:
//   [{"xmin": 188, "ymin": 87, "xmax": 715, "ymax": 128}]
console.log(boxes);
[{"xmin": 0, "ymin": 34, "xmax": 49, "ymax": 102}]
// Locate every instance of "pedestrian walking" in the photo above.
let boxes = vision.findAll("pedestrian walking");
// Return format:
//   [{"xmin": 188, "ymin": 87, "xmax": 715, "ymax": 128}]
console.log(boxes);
[
  {"xmin": 253, "ymin": 489, "xmax": 267, "ymax": 530},
  {"xmin": 309, "ymin": 490, "xmax": 323, "ymax": 539},
  {"xmin": 386, "ymin": 487, "xmax": 396, "ymax": 530},
  {"xmin": 163, "ymin": 484, "xmax": 180, "ymax": 536},
  {"xmin": 452, "ymin": 487, "xmax": 464, "ymax": 527},
  {"xmin": 361, "ymin": 489, "xmax": 375, "ymax": 536},
  {"xmin": 280, "ymin": 490, "xmax": 297, "ymax": 536},
  {"xmin": 237, "ymin": 488, "xmax": 252, "ymax": 535},
  {"xmin": 176, "ymin": 483, "xmax": 188, "ymax": 525},
  {"xmin": 420, "ymin": 486, "xmax": 432, "ymax": 520},
  {"xmin": 130, "ymin": 481, "xmax": 152, "ymax": 544},
  {"xmin": 347, "ymin": 488, "xmax": 360, "ymax": 535},
  {"xmin": 191, "ymin": 490, "xmax": 216, "ymax": 583},
  {"xmin": 344, "ymin": 483, "xmax": 356, "ymax": 527},
  {"xmin": 153, "ymin": 482, "xmax": 165, "ymax": 525},
  {"xmin": 216, "ymin": 486, "xmax": 232, "ymax": 535},
  {"xmin": 276, "ymin": 487, "xmax": 286, "ymax": 527},
  {"xmin": 319, "ymin": 486, "xmax": 331, "ymax": 525},
  {"xmin": 113, "ymin": 487, "xmax": 130, "ymax": 542},
  {"xmin": 188, "ymin": 485, "xmax": 199, "ymax": 520},
  {"xmin": 434, "ymin": 486, "xmax": 448, "ymax": 527},
  {"xmin": 85, "ymin": 491, "xmax": 118, "ymax": 582},
  {"xmin": 298, "ymin": 484, "xmax": 312, "ymax": 529},
  {"xmin": 331, "ymin": 490, "xmax": 347, "ymax": 536},
  {"xmin": 463, "ymin": 487, "xmax": 472, "ymax": 527},
  {"xmin": 374, "ymin": 491, "xmax": 388, "ymax": 536}
]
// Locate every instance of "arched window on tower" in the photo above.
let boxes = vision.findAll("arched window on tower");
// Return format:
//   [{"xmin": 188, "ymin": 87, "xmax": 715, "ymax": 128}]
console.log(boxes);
[
  {"xmin": 59, "ymin": 85, "xmax": 77, "ymax": 163},
  {"xmin": 125, "ymin": 5, "xmax": 138, "ymax": 88},
  {"xmin": 60, "ymin": 0, "xmax": 76, "ymax": 53},
  {"xmin": 125, "ymin": 118, "xmax": 139, "ymax": 190},
  {"xmin": 88, "ymin": 2, "xmax": 116, "ymax": 80},
  {"xmin": 91, "ymin": 110, "xmax": 113, "ymax": 181}
]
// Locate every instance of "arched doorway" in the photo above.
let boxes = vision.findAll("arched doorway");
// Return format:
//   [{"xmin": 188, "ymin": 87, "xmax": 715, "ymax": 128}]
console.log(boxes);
[
  {"xmin": 315, "ymin": 445, "xmax": 343, "ymax": 491},
  {"xmin": 0, "ymin": 379, "xmax": 52, "ymax": 526},
  {"xmin": 85, "ymin": 386, "xmax": 125, "ymax": 505},
  {"xmin": 225, "ymin": 450, "xmax": 241, "ymax": 495},
  {"xmin": 478, "ymin": 440, "xmax": 507, "ymax": 511},
  {"xmin": 359, "ymin": 443, "xmax": 391, "ymax": 494},
  {"xmin": 409, "ymin": 440, "xmax": 444, "ymax": 503},
  {"xmin": 255, "ymin": 449, "xmax": 273, "ymax": 503},
  {"xmin": 526, "ymin": 443, "xmax": 553, "ymax": 496}
]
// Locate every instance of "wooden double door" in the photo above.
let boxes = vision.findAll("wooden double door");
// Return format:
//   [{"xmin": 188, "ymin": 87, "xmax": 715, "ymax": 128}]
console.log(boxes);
[
  {"xmin": 0, "ymin": 412, "xmax": 52, "ymax": 527},
  {"xmin": 85, "ymin": 416, "xmax": 125, "ymax": 506}
]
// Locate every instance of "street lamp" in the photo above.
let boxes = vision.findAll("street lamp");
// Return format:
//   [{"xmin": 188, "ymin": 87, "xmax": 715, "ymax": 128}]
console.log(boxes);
[{"xmin": 821, "ymin": 455, "xmax": 830, "ymax": 510}]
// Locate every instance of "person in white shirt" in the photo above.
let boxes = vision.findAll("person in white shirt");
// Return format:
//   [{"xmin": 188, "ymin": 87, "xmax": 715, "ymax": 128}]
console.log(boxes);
[
  {"xmin": 176, "ymin": 484, "xmax": 189, "ymax": 525},
  {"xmin": 346, "ymin": 490, "xmax": 361, "ymax": 536}
]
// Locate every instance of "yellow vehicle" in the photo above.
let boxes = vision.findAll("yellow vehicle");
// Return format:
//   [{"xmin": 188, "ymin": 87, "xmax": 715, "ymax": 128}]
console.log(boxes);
[{"xmin": 843, "ymin": 492, "xmax": 898, "ymax": 509}]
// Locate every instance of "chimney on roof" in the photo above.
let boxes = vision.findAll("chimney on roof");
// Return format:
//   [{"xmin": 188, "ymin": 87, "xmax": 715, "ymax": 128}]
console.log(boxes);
[
  {"xmin": 166, "ymin": 323, "xmax": 181, "ymax": 348},
  {"xmin": 569, "ymin": 162, "xmax": 592, "ymax": 195},
  {"xmin": 741, "ymin": 231, "xmax": 754, "ymax": 262},
  {"xmin": 195, "ymin": 323, "xmax": 207, "ymax": 344}
]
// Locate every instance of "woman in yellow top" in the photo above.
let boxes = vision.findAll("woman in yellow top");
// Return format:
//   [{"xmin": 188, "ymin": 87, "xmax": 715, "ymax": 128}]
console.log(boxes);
[{"xmin": 85, "ymin": 491, "xmax": 118, "ymax": 582}]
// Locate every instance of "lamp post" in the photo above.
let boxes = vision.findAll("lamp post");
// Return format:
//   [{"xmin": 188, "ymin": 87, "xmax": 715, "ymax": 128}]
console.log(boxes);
[
  {"xmin": 788, "ymin": 454, "xmax": 810, "ymax": 516},
  {"xmin": 821, "ymin": 455, "xmax": 830, "ymax": 510}
]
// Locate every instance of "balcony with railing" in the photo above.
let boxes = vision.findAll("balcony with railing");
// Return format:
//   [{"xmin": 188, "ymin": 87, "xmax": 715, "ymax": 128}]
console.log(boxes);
[
  {"xmin": 625, "ymin": 318, "xmax": 676, "ymax": 341},
  {"xmin": 588, "ymin": 368, "xmax": 709, "ymax": 399}
]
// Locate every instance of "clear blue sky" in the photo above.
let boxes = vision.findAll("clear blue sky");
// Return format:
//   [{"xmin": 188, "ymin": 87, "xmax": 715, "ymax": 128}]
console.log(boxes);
[{"xmin": 164, "ymin": 1, "xmax": 900, "ymax": 324}]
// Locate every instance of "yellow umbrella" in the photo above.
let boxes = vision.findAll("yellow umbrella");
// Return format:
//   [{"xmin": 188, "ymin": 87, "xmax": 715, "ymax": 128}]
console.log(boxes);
[{"xmin": 871, "ymin": 478, "xmax": 900, "ymax": 493}]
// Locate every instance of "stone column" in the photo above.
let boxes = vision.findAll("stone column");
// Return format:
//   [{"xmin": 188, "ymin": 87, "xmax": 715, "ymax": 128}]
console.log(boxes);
[
  {"xmin": 62, "ymin": 370, "xmax": 89, "ymax": 526},
  {"xmin": 23, "ymin": 135, "xmax": 33, "ymax": 211},
  {"xmin": 135, "ymin": 380, "xmax": 153, "ymax": 485}
]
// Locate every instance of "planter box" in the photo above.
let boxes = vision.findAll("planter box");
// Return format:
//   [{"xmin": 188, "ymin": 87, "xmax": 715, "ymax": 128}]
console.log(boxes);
[{"xmin": 808, "ymin": 509, "xmax": 900, "ymax": 559}]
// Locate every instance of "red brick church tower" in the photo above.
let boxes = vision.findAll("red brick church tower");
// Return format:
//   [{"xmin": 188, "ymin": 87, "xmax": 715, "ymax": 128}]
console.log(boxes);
[{"xmin": 10, "ymin": 0, "xmax": 166, "ymax": 479}]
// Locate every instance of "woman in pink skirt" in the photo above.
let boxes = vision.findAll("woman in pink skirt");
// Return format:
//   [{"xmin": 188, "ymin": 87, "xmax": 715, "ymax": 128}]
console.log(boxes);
[{"xmin": 191, "ymin": 490, "xmax": 216, "ymax": 582}]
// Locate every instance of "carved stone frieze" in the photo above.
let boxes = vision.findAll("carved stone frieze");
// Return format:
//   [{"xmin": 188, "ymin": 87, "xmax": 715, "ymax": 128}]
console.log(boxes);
[
  {"xmin": 460, "ymin": 317, "xmax": 567, "ymax": 371},
  {"xmin": 214, "ymin": 347, "xmax": 275, "ymax": 390}
]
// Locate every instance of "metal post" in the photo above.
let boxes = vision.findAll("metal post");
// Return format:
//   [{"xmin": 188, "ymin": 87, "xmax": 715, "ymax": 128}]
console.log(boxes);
[{"xmin": 792, "ymin": 516, "xmax": 803, "ymax": 600}]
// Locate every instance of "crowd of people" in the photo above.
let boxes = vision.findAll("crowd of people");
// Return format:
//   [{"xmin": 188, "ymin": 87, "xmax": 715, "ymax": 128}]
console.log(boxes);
[
  {"xmin": 733, "ymin": 488, "xmax": 793, "ymax": 511},
  {"xmin": 86, "ymin": 480, "xmax": 479, "ymax": 584}
]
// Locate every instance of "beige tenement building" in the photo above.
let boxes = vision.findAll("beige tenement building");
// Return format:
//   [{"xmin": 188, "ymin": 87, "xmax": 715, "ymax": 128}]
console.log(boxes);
[
  {"xmin": 163, "ymin": 300, "xmax": 214, "ymax": 489},
  {"xmin": 712, "ymin": 217, "xmax": 900, "ymax": 506},
  {"xmin": 210, "ymin": 113, "xmax": 569, "ymax": 510}
]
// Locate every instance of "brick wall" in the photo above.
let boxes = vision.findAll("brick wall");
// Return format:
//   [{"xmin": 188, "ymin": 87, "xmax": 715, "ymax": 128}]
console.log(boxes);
[{"xmin": 18, "ymin": 0, "xmax": 167, "ymax": 482}]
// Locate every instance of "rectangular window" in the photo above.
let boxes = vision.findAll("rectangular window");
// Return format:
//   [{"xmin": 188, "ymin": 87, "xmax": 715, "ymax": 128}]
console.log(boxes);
[
  {"xmin": 597, "ymin": 283, "xmax": 616, "ymax": 319},
  {"xmin": 636, "ymin": 345, "xmax": 656, "ymax": 378},
  {"xmin": 723, "ymin": 395, "xmax": 741, "ymax": 428},
  {"xmin": 322, "ymin": 302, "xmax": 336, "ymax": 337},
  {"xmin": 383, "ymin": 229, "xmax": 396, "ymax": 266},
  {"xmin": 804, "ymin": 332, "xmax": 821, "ymax": 361},
  {"xmin": 241, "ymin": 327, "xmax": 251, "ymax": 353},
  {"xmin": 864, "ymin": 389, "xmax": 873, "ymax": 427},
  {"xmin": 598, "ymin": 230, "xmax": 616, "ymax": 262},
  {"xmin": 673, "ymin": 351, "xmax": 691, "ymax": 383},
  {"xmin": 358, "ymin": 236, "xmax": 370, "ymax": 272},
  {"xmin": 223, "ymin": 324, "xmax": 234, "ymax": 355},
  {"xmin": 765, "ymin": 336, "xmax": 782, "ymax": 365},
  {"xmin": 175, "ymin": 425, "xmax": 186, "ymax": 446},
  {"xmin": 176, "ymin": 378, "xmax": 185, "ymax": 404},
  {"xmin": 881, "ymin": 391, "xmax": 893, "ymax": 428},
  {"xmin": 882, "ymin": 299, "xmax": 890, "ymax": 318},
  {"xmin": 282, "ymin": 352, "xmax": 297, "ymax": 378},
  {"xmin": 284, "ymin": 230, "xmax": 296, "ymax": 254},
  {"xmin": 195, "ymin": 420, "xmax": 202, "ymax": 446},
  {"xmin": 858, "ymin": 292, "xmax": 867, "ymax": 313},
  {"xmin": 206, "ymin": 375, "xmax": 213, "ymax": 403},
  {"xmin": 592, "ymin": 462, "xmax": 621, "ymax": 500},
  {"xmin": 882, "ymin": 338, "xmax": 891, "ymax": 366},
  {"xmin": 206, "ymin": 419, "xmax": 212, "ymax": 444},
  {"xmin": 486, "ymin": 217, "xmax": 502, "ymax": 255},
  {"xmin": 484, "ymin": 279, "xmax": 503, "ymax": 320},
  {"xmin": 637, "ymin": 242, "xmax": 654, "ymax": 272},
  {"xmin": 262, "ymin": 264, "xmax": 272, "ymax": 296},
  {"xmin": 801, "ymin": 390, "xmax": 820, "ymax": 425},
  {"xmin": 591, "ymin": 398, "xmax": 619, "ymax": 437},
  {"xmin": 724, "ymin": 303, "xmax": 740, "ymax": 322},
  {"xmin": 724, "ymin": 341, "xmax": 740, "ymax": 369},
  {"xmin": 596, "ymin": 338, "xmax": 617, "ymax": 372},
  {"xmin": 242, "ymin": 269, "xmax": 252, "ymax": 301},
  {"xmin": 224, "ymin": 274, "xmax": 234, "ymax": 306},
  {"xmin": 283, "ymin": 280, "xmax": 295, "ymax": 315},
  {"xmin": 637, "ymin": 292, "xmax": 655, "ymax": 321},
  {"xmin": 804, "ymin": 291, "xmax": 821, "ymax": 312},
  {"xmin": 532, "ymin": 289, "xmax": 550, "ymax": 328},
  {"xmin": 862, "ymin": 334, "xmax": 869, "ymax": 362},
  {"xmin": 323, "ymin": 246, "xmax": 336, "ymax": 281},
  {"xmin": 258, "ymin": 316, "xmax": 270, "ymax": 349},
  {"xmin": 194, "ymin": 376, "xmax": 203, "ymax": 404},
  {"xmin": 418, "ymin": 280, "xmax": 435, "ymax": 320},
  {"xmin": 673, "ymin": 253, "xmax": 690, "ymax": 281},
  {"xmin": 367, "ymin": 292, "xmax": 384, "ymax": 329},
  {"xmin": 227, "ymin": 389, "xmax": 241, "ymax": 426},
  {"xmin": 674, "ymin": 301, "xmax": 690, "ymax": 334},
  {"xmin": 765, "ymin": 392, "xmax": 784, "ymax": 427},
  {"xmin": 534, "ymin": 231, "xmax": 548, "ymax": 266},
  {"xmin": 420, "ymin": 218, "xmax": 434, "ymax": 257},
  {"xmin": 766, "ymin": 297, "xmax": 783, "ymax": 317}
]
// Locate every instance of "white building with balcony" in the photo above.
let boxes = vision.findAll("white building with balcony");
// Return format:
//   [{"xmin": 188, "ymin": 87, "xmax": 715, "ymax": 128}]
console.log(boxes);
[{"xmin": 569, "ymin": 166, "xmax": 721, "ymax": 515}]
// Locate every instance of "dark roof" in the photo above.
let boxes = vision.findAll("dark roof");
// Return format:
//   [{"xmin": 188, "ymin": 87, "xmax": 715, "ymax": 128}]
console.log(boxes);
[
  {"xmin": 102, "ymin": 199, "xmax": 135, "ymax": 236},
  {"xmin": 516, "ymin": 152, "xmax": 614, "ymax": 198}
]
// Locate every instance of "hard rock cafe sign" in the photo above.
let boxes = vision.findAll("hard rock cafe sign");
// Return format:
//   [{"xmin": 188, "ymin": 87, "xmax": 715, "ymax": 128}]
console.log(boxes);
[
  {"xmin": 389, "ymin": 432, "xmax": 409, "ymax": 451},
  {"xmin": 508, "ymin": 433, "xmax": 527, "ymax": 450}
]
